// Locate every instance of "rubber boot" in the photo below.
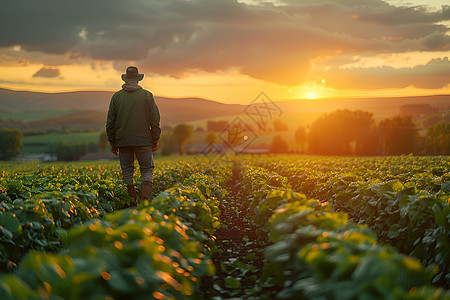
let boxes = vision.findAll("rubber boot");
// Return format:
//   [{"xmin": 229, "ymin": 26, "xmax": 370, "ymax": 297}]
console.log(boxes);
[
  {"xmin": 126, "ymin": 185, "xmax": 138, "ymax": 207},
  {"xmin": 139, "ymin": 181, "xmax": 153, "ymax": 201}
]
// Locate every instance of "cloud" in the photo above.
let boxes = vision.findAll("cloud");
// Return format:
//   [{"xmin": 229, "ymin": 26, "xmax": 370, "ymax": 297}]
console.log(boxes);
[
  {"xmin": 314, "ymin": 57, "xmax": 450, "ymax": 89},
  {"xmin": 32, "ymin": 66, "xmax": 61, "ymax": 78},
  {"xmin": 0, "ymin": 0, "xmax": 449, "ymax": 85}
]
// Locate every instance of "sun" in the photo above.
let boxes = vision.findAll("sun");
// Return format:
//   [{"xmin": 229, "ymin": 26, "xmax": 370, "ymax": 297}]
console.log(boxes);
[{"xmin": 306, "ymin": 91, "xmax": 317, "ymax": 100}]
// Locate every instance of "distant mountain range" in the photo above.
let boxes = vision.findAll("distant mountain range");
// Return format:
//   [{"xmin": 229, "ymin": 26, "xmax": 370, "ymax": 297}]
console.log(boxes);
[{"xmin": 0, "ymin": 87, "xmax": 449, "ymax": 128}]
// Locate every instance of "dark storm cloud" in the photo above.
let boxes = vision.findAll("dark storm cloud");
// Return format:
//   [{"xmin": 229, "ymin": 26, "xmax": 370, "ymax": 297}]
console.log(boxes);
[
  {"xmin": 32, "ymin": 66, "xmax": 61, "ymax": 78},
  {"xmin": 318, "ymin": 57, "xmax": 450, "ymax": 89},
  {"xmin": 1, "ymin": 0, "xmax": 449, "ymax": 85}
]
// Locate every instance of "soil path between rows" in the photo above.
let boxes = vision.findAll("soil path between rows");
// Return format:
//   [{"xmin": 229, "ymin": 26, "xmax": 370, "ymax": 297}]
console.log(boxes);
[{"xmin": 200, "ymin": 165, "xmax": 273, "ymax": 299}]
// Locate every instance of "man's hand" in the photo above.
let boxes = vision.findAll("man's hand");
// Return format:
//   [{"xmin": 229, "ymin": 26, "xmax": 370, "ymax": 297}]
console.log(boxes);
[
  {"xmin": 110, "ymin": 145, "xmax": 119, "ymax": 155},
  {"xmin": 152, "ymin": 142, "xmax": 159, "ymax": 152}
]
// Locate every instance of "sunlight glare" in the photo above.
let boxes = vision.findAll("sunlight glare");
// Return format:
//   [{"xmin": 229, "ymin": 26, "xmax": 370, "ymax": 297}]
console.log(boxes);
[{"xmin": 306, "ymin": 91, "xmax": 317, "ymax": 100}]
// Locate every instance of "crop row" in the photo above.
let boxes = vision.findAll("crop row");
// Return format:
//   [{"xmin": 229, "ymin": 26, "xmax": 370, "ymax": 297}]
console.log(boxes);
[
  {"xmin": 0, "ymin": 160, "xmax": 211, "ymax": 271},
  {"xmin": 1, "ymin": 155, "xmax": 449, "ymax": 299},
  {"xmin": 235, "ymin": 162, "xmax": 449, "ymax": 299},
  {"xmin": 0, "ymin": 159, "xmax": 232, "ymax": 299},
  {"xmin": 252, "ymin": 156, "xmax": 450, "ymax": 287}
]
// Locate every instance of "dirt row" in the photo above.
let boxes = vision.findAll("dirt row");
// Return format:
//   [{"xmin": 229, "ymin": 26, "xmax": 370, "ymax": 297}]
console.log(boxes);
[{"xmin": 200, "ymin": 165, "xmax": 275, "ymax": 299}]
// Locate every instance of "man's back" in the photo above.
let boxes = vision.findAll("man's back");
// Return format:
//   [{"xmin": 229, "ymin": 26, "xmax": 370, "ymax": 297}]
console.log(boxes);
[
  {"xmin": 105, "ymin": 66, "xmax": 161, "ymax": 205},
  {"xmin": 106, "ymin": 87, "xmax": 160, "ymax": 148}
]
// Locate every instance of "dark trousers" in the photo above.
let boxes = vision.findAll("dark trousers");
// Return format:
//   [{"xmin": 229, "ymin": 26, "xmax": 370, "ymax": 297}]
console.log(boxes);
[{"xmin": 118, "ymin": 146, "xmax": 154, "ymax": 185}]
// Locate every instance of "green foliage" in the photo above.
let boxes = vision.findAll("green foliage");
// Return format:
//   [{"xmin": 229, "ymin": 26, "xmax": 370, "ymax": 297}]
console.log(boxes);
[
  {"xmin": 262, "ymin": 199, "xmax": 449, "ymax": 299},
  {"xmin": 55, "ymin": 141, "xmax": 87, "ymax": 161},
  {"xmin": 422, "ymin": 112, "xmax": 450, "ymax": 129},
  {"xmin": 0, "ymin": 128, "xmax": 22, "ymax": 160},
  {"xmin": 379, "ymin": 115, "xmax": 419, "ymax": 155},
  {"xmin": 52, "ymin": 141, "xmax": 97, "ymax": 161},
  {"xmin": 258, "ymin": 155, "xmax": 450, "ymax": 288},
  {"xmin": 0, "ymin": 156, "xmax": 448, "ymax": 299},
  {"xmin": 22, "ymin": 132, "xmax": 101, "ymax": 155},
  {"xmin": 308, "ymin": 109, "xmax": 376, "ymax": 155},
  {"xmin": 159, "ymin": 131, "xmax": 175, "ymax": 156},
  {"xmin": 235, "ymin": 160, "xmax": 448, "ymax": 298},
  {"xmin": 173, "ymin": 124, "xmax": 193, "ymax": 155},
  {"xmin": 426, "ymin": 121, "xmax": 449, "ymax": 155},
  {"xmin": 0, "ymin": 158, "xmax": 231, "ymax": 299},
  {"xmin": 205, "ymin": 130, "xmax": 219, "ymax": 145},
  {"xmin": 0, "ymin": 160, "xmax": 212, "ymax": 271}
]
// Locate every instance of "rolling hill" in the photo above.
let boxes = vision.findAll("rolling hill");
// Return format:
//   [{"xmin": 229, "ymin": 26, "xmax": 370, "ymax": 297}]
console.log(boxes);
[
  {"xmin": 0, "ymin": 87, "xmax": 449, "ymax": 130},
  {"xmin": 0, "ymin": 88, "xmax": 245, "ymax": 126}
]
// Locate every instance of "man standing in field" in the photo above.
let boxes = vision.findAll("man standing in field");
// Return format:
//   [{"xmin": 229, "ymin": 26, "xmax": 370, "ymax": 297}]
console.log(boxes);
[{"xmin": 106, "ymin": 66, "xmax": 161, "ymax": 206}]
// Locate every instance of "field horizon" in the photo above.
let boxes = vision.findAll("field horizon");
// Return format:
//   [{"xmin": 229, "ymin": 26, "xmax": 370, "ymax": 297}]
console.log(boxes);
[
  {"xmin": 1, "ymin": 86, "xmax": 449, "ymax": 125},
  {"xmin": 2, "ymin": 86, "xmax": 448, "ymax": 157}
]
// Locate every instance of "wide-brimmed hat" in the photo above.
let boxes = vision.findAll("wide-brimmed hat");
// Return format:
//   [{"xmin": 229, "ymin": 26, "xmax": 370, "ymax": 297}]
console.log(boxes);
[{"xmin": 121, "ymin": 66, "xmax": 144, "ymax": 82}]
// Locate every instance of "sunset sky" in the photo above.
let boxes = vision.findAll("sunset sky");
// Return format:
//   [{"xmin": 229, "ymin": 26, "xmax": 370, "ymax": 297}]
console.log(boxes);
[{"xmin": 0, "ymin": 0, "xmax": 449, "ymax": 104}]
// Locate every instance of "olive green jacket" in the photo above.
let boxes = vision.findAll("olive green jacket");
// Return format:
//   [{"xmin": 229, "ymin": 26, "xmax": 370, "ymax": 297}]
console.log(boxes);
[{"xmin": 106, "ymin": 87, "xmax": 161, "ymax": 148}]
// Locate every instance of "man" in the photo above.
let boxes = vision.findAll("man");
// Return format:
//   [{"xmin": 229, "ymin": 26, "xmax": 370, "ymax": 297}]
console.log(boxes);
[{"xmin": 106, "ymin": 66, "xmax": 161, "ymax": 206}]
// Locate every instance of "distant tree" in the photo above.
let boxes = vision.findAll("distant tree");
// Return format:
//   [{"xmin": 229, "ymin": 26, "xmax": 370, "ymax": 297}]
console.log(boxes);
[
  {"xmin": 205, "ymin": 131, "xmax": 219, "ymax": 145},
  {"xmin": 273, "ymin": 119, "xmax": 288, "ymax": 131},
  {"xmin": 295, "ymin": 126, "xmax": 306, "ymax": 144},
  {"xmin": 195, "ymin": 126, "xmax": 205, "ymax": 132},
  {"xmin": 422, "ymin": 112, "xmax": 450, "ymax": 129},
  {"xmin": 426, "ymin": 121, "xmax": 449, "ymax": 155},
  {"xmin": 0, "ymin": 128, "xmax": 22, "ymax": 160},
  {"xmin": 99, "ymin": 131, "xmax": 108, "ymax": 151},
  {"xmin": 160, "ymin": 132, "xmax": 175, "ymax": 156},
  {"xmin": 173, "ymin": 124, "xmax": 193, "ymax": 155},
  {"xmin": 355, "ymin": 127, "xmax": 380, "ymax": 156},
  {"xmin": 308, "ymin": 109, "xmax": 375, "ymax": 155},
  {"xmin": 270, "ymin": 135, "xmax": 289, "ymax": 153},
  {"xmin": 294, "ymin": 126, "xmax": 307, "ymax": 153},
  {"xmin": 379, "ymin": 115, "xmax": 418, "ymax": 155},
  {"xmin": 207, "ymin": 120, "xmax": 229, "ymax": 132},
  {"xmin": 415, "ymin": 135, "xmax": 428, "ymax": 156},
  {"xmin": 54, "ymin": 141, "xmax": 88, "ymax": 161}
]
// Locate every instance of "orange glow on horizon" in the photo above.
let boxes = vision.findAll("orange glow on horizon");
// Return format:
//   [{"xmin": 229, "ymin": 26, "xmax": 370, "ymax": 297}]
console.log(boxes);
[
  {"xmin": 306, "ymin": 91, "xmax": 318, "ymax": 100},
  {"xmin": 0, "ymin": 59, "xmax": 449, "ymax": 104}
]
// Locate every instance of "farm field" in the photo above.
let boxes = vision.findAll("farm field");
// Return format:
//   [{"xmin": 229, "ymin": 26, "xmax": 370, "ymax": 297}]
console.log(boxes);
[
  {"xmin": 0, "ymin": 110, "xmax": 69, "ymax": 123},
  {"xmin": 21, "ymin": 132, "xmax": 102, "ymax": 155},
  {"xmin": 0, "ymin": 155, "xmax": 449, "ymax": 299}
]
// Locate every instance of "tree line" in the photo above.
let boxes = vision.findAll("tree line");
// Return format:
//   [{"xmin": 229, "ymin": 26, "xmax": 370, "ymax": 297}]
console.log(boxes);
[
  {"xmin": 159, "ymin": 109, "xmax": 449, "ymax": 156},
  {"xmin": 280, "ymin": 109, "xmax": 448, "ymax": 155},
  {"xmin": 0, "ymin": 108, "xmax": 448, "ymax": 160},
  {"xmin": 0, "ymin": 128, "xmax": 103, "ymax": 161}
]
